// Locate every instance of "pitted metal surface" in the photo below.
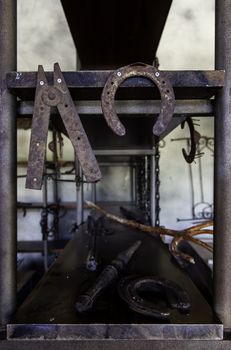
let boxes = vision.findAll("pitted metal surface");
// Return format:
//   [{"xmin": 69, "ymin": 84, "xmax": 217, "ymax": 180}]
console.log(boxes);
[
  {"xmin": 101, "ymin": 63, "xmax": 175, "ymax": 136},
  {"xmin": 118, "ymin": 276, "xmax": 190, "ymax": 319},
  {"xmin": 26, "ymin": 63, "xmax": 101, "ymax": 190}
]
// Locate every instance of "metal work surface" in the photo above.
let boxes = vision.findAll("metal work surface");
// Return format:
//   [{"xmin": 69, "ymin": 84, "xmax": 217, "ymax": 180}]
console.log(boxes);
[
  {"xmin": 10, "ymin": 205, "xmax": 221, "ymax": 340},
  {"xmin": 7, "ymin": 70, "xmax": 224, "ymax": 100}
]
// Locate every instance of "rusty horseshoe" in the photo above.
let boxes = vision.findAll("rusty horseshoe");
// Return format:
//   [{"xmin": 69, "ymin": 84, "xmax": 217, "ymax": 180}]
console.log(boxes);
[
  {"xmin": 101, "ymin": 63, "xmax": 175, "ymax": 137},
  {"xmin": 118, "ymin": 275, "xmax": 190, "ymax": 319}
]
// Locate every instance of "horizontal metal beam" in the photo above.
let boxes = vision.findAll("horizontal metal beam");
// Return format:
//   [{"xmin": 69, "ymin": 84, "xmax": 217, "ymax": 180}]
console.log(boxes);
[
  {"xmin": 94, "ymin": 150, "xmax": 155, "ymax": 155},
  {"xmin": 17, "ymin": 100, "xmax": 214, "ymax": 116},
  {"xmin": 7, "ymin": 70, "xmax": 225, "ymax": 89},
  {"xmin": 7, "ymin": 323, "xmax": 222, "ymax": 341},
  {"xmin": 7, "ymin": 70, "xmax": 224, "ymax": 101}
]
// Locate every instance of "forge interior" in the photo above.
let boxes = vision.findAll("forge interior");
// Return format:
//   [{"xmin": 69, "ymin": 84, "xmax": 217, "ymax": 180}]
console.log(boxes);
[{"xmin": 1, "ymin": 1, "xmax": 231, "ymax": 349}]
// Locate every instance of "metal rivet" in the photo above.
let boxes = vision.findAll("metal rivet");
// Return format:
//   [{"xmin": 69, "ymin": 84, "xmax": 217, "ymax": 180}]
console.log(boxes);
[
  {"xmin": 155, "ymin": 72, "xmax": 160, "ymax": 77},
  {"xmin": 36, "ymin": 142, "xmax": 40, "ymax": 147},
  {"xmin": 40, "ymin": 81, "xmax": 44, "ymax": 85},
  {"xmin": 57, "ymin": 78, "xmax": 62, "ymax": 83},
  {"xmin": 33, "ymin": 177, "xmax": 37, "ymax": 182},
  {"xmin": 117, "ymin": 71, "xmax": 122, "ymax": 77}
]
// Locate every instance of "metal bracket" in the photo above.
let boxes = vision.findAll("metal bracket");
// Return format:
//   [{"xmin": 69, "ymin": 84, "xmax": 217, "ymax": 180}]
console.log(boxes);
[
  {"xmin": 26, "ymin": 63, "xmax": 101, "ymax": 190},
  {"xmin": 101, "ymin": 63, "xmax": 175, "ymax": 137}
]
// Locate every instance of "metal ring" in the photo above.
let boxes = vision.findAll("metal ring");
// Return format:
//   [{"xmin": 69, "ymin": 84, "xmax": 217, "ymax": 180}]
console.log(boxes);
[{"xmin": 101, "ymin": 63, "xmax": 175, "ymax": 137}]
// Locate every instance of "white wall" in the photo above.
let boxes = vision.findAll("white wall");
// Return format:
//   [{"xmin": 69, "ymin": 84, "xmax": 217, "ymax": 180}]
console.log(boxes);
[{"xmin": 17, "ymin": 0, "xmax": 215, "ymax": 239}]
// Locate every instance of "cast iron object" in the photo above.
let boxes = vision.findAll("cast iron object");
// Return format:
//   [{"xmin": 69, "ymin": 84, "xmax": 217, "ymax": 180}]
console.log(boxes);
[
  {"xmin": 118, "ymin": 275, "xmax": 190, "ymax": 319},
  {"xmin": 181, "ymin": 117, "xmax": 201, "ymax": 163},
  {"xmin": 26, "ymin": 63, "xmax": 101, "ymax": 190},
  {"xmin": 76, "ymin": 240, "xmax": 142, "ymax": 313},
  {"xmin": 101, "ymin": 63, "xmax": 175, "ymax": 137}
]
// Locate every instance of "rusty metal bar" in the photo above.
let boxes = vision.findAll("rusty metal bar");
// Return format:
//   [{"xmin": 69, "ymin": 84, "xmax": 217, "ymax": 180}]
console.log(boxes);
[
  {"xmin": 214, "ymin": 0, "xmax": 231, "ymax": 329},
  {"xmin": 17, "ymin": 100, "xmax": 215, "ymax": 117},
  {"xmin": 0, "ymin": 0, "xmax": 17, "ymax": 325},
  {"xmin": 7, "ymin": 70, "xmax": 225, "ymax": 89}
]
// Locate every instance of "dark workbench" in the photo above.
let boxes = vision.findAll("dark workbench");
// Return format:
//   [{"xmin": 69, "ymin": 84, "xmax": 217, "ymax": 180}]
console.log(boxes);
[{"xmin": 9, "ymin": 205, "xmax": 221, "ymax": 341}]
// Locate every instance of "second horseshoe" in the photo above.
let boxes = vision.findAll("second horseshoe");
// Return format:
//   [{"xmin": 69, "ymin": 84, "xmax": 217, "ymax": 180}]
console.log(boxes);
[{"xmin": 101, "ymin": 63, "xmax": 175, "ymax": 137}]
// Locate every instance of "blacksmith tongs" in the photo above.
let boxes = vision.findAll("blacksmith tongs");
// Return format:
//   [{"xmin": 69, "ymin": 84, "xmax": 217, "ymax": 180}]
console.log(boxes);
[{"xmin": 26, "ymin": 63, "xmax": 101, "ymax": 189}]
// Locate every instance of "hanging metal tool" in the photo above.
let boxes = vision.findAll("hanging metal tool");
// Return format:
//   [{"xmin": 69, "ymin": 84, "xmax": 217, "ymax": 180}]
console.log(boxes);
[
  {"xmin": 181, "ymin": 117, "xmax": 201, "ymax": 164},
  {"xmin": 26, "ymin": 63, "xmax": 101, "ymax": 190},
  {"xmin": 118, "ymin": 275, "xmax": 190, "ymax": 319},
  {"xmin": 101, "ymin": 63, "xmax": 175, "ymax": 137}
]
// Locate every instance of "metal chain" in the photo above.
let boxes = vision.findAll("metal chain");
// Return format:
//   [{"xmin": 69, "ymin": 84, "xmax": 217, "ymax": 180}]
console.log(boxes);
[
  {"xmin": 146, "ymin": 156, "xmax": 151, "ymax": 223},
  {"xmin": 136, "ymin": 157, "xmax": 145, "ymax": 211},
  {"xmin": 155, "ymin": 140, "xmax": 161, "ymax": 227}
]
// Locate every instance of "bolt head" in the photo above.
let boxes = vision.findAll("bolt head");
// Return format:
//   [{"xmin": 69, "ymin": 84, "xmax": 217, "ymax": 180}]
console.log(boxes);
[
  {"xmin": 40, "ymin": 81, "xmax": 44, "ymax": 85},
  {"xmin": 57, "ymin": 78, "xmax": 62, "ymax": 83},
  {"xmin": 33, "ymin": 177, "xmax": 37, "ymax": 182},
  {"xmin": 117, "ymin": 71, "xmax": 122, "ymax": 77},
  {"xmin": 155, "ymin": 72, "xmax": 160, "ymax": 77}
]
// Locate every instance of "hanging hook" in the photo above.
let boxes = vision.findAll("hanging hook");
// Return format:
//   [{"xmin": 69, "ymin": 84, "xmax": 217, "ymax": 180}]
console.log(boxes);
[{"xmin": 181, "ymin": 117, "xmax": 201, "ymax": 163}]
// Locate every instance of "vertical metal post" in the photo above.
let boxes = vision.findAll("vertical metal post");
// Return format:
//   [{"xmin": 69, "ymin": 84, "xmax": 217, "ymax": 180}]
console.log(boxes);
[
  {"xmin": 42, "ymin": 168, "xmax": 48, "ymax": 272},
  {"xmin": 0, "ymin": 0, "xmax": 17, "ymax": 325},
  {"xmin": 52, "ymin": 129, "xmax": 60, "ymax": 239},
  {"xmin": 75, "ymin": 156, "xmax": 84, "ymax": 227},
  {"xmin": 150, "ymin": 155, "xmax": 156, "ymax": 226},
  {"xmin": 130, "ymin": 163, "xmax": 134, "ymax": 204},
  {"xmin": 91, "ymin": 183, "xmax": 96, "ymax": 203},
  {"xmin": 132, "ymin": 163, "xmax": 137, "ymax": 205},
  {"xmin": 135, "ymin": 162, "xmax": 138, "ymax": 207},
  {"xmin": 214, "ymin": 0, "xmax": 231, "ymax": 328}
]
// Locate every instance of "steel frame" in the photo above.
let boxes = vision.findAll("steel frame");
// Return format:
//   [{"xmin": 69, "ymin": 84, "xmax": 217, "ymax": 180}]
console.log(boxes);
[{"xmin": 1, "ymin": 0, "xmax": 231, "ymax": 348}]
